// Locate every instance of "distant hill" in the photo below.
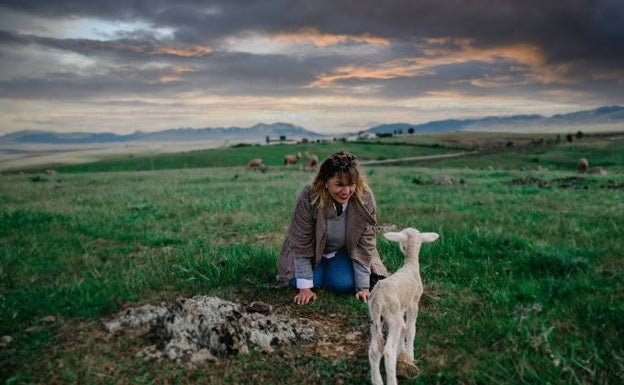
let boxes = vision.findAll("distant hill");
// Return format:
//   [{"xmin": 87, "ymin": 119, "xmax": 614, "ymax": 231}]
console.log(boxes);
[
  {"xmin": 366, "ymin": 106, "xmax": 624, "ymax": 134},
  {"xmin": 0, "ymin": 122, "xmax": 324, "ymax": 144},
  {"xmin": 1, "ymin": 106, "xmax": 622, "ymax": 144}
]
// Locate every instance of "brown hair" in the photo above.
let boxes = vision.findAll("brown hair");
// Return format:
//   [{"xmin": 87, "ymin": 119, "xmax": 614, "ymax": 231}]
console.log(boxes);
[{"xmin": 310, "ymin": 151, "xmax": 369, "ymax": 207}]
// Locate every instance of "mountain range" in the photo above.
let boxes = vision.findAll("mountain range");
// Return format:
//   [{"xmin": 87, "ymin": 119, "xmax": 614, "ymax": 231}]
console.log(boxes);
[
  {"xmin": 366, "ymin": 105, "xmax": 624, "ymax": 135},
  {"xmin": 0, "ymin": 122, "xmax": 322, "ymax": 145},
  {"xmin": 1, "ymin": 106, "xmax": 622, "ymax": 144}
]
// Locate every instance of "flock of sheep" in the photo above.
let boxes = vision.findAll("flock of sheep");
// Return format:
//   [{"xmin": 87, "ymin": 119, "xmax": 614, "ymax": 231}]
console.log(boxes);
[
  {"xmin": 246, "ymin": 151, "xmax": 318, "ymax": 171},
  {"xmin": 250, "ymin": 152, "xmax": 598, "ymax": 175}
]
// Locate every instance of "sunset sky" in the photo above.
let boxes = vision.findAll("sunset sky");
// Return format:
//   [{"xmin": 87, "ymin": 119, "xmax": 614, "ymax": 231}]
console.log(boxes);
[{"xmin": 1, "ymin": 0, "xmax": 623, "ymax": 135}]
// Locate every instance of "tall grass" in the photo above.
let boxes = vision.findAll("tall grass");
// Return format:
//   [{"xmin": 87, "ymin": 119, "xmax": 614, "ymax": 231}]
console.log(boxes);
[{"xmin": 1, "ymin": 137, "xmax": 623, "ymax": 384}]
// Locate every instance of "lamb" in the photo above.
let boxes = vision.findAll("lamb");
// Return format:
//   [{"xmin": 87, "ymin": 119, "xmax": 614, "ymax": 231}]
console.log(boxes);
[
  {"xmin": 368, "ymin": 227, "xmax": 439, "ymax": 385},
  {"xmin": 283, "ymin": 153, "xmax": 301, "ymax": 165}
]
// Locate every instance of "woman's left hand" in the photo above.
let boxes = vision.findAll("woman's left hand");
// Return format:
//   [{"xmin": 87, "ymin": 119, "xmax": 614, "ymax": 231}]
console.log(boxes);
[{"xmin": 354, "ymin": 290, "xmax": 370, "ymax": 303}]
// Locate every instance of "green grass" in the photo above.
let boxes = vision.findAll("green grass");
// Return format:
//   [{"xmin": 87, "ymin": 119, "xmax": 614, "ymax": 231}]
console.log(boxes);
[{"xmin": 1, "ymin": 133, "xmax": 623, "ymax": 384}]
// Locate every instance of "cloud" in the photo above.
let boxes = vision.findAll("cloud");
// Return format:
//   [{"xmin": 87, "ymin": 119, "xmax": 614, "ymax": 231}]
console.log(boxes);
[
  {"xmin": 3, "ymin": 0, "xmax": 621, "ymax": 61},
  {"xmin": 0, "ymin": 0, "xmax": 622, "ymax": 134}
]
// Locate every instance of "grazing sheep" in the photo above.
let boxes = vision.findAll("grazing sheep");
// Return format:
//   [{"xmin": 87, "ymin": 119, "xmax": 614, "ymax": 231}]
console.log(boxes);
[
  {"xmin": 577, "ymin": 158, "xmax": 589, "ymax": 173},
  {"xmin": 247, "ymin": 158, "xmax": 263, "ymax": 168},
  {"xmin": 368, "ymin": 228, "xmax": 439, "ymax": 385},
  {"xmin": 301, "ymin": 151, "xmax": 318, "ymax": 170},
  {"xmin": 283, "ymin": 152, "xmax": 301, "ymax": 165},
  {"xmin": 246, "ymin": 158, "xmax": 269, "ymax": 173}
]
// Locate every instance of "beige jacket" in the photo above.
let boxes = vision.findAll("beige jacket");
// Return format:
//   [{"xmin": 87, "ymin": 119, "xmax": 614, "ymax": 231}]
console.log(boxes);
[{"xmin": 276, "ymin": 184, "xmax": 389, "ymax": 283}]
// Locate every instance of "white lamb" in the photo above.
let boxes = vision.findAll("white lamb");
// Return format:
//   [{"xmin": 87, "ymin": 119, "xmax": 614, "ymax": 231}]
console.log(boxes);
[{"xmin": 368, "ymin": 227, "xmax": 439, "ymax": 385}]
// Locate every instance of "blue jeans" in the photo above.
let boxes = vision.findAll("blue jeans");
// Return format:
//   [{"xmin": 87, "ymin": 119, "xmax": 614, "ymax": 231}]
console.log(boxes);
[{"xmin": 291, "ymin": 251, "xmax": 355, "ymax": 293}]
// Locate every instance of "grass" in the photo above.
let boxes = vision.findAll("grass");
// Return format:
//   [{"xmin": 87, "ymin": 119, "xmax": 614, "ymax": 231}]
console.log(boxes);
[{"xmin": 1, "ymin": 132, "xmax": 623, "ymax": 384}]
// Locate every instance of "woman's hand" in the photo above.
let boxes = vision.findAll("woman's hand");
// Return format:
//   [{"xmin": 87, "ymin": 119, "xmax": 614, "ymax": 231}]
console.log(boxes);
[
  {"xmin": 355, "ymin": 290, "xmax": 370, "ymax": 303},
  {"xmin": 294, "ymin": 288, "xmax": 317, "ymax": 305}
]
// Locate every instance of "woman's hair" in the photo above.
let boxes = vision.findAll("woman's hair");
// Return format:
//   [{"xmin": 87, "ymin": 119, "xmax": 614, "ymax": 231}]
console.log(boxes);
[{"xmin": 310, "ymin": 151, "xmax": 369, "ymax": 207}]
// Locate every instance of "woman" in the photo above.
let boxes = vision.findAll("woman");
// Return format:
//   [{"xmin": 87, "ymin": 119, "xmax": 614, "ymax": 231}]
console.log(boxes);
[{"xmin": 276, "ymin": 151, "xmax": 389, "ymax": 305}]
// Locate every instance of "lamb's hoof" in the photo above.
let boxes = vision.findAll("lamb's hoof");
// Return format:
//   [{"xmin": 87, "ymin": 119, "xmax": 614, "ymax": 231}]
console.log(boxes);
[{"xmin": 396, "ymin": 356, "xmax": 420, "ymax": 379}]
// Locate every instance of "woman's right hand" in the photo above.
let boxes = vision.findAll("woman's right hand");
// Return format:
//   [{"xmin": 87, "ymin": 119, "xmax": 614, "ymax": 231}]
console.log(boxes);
[{"xmin": 294, "ymin": 288, "xmax": 317, "ymax": 305}]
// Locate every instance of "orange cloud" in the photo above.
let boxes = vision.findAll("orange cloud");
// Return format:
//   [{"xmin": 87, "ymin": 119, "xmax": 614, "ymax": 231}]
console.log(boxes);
[
  {"xmin": 274, "ymin": 27, "xmax": 390, "ymax": 47},
  {"xmin": 85, "ymin": 41, "xmax": 212, "ymax": 57},
  {"xmin": 158, "ymin": 66, "xmax": 197, "ymax": 83},
  {"xmin": 307, "ymin": 37, "xmax": 575, "ymax": 89},
  {"xmin": 152, "ymin": 45, "xmax": 212, "ymax": 57}
]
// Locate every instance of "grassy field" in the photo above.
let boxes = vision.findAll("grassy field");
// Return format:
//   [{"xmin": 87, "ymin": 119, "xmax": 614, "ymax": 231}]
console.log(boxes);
[{"xmin": 1, "ymin": 133, "xmax": 623, "ymax": 384}]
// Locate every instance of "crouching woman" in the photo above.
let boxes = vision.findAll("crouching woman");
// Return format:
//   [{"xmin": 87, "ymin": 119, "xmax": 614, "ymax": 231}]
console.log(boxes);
[{"xmin": 276, "ymin": 151, "xmax": 389, "ymax": 305}]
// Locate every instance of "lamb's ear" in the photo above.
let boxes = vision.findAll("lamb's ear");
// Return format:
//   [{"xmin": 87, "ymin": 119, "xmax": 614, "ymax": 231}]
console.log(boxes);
[
  {"xmin": 384, "ymin": 231, "xmax": 407, "ymax": 243},
  {"xmin": 421, "ymin": 232, "xmax": 440, "ymax": 243}
]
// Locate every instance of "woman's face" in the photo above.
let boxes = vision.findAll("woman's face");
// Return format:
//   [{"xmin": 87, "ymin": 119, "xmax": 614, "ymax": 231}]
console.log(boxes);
[{"xmin": 326, "ymin": 174, "xmax": 356, "ymax": 204}]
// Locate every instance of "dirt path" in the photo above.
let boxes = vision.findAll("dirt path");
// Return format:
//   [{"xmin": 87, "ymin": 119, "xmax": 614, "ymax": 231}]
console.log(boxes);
[{"xmin": 359, "ymin": 151, "xmax": 480, "ymax": 165}]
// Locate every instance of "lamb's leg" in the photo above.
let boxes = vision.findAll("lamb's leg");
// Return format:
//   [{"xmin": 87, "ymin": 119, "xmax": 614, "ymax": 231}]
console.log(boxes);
[
  {"xmin": 369, "ymin": 322, "xmax": 384, "ymax": 385},
  {"xmin": 395, "ymin": 301, "xmax": 421, "ymax": 380},
  {"xmin": 383, "ymin": 314, "xmax": 404, "ymax": 385},
  {"xmin": 403, "ymin": 301, "xmax": 419, "ymax": 361}
]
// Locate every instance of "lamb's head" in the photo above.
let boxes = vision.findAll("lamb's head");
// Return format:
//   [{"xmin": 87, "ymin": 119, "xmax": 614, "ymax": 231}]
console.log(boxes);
[{"xmin": 384, "ymin": 227, "xmax": 439, "ymax": 256}]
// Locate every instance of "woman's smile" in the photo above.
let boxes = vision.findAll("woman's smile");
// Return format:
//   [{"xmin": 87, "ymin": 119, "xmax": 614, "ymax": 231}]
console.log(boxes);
[{"xmin": 327, "ymin": 174, "xmax": 355, "ymax": 204}]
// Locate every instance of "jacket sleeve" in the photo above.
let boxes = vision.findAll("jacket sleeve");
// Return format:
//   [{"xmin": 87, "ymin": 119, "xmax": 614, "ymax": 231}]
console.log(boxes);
[
  {"xmin": 287, "ymin": 186, "xmax": 316, "ymax": 258},
  {"xmin": 294, "ymin": 257, "xmax": 314, "ymax": 288},
  {"xmin": 276, "ymin": 185, "xmax": 317, "ymax": 283},
  {"xmin": 353, "ymin": 259, "xmax": 371, "ymax": 292}
]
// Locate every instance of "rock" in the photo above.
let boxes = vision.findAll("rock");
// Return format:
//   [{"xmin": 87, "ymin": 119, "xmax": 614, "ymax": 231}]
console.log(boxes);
[
  {"xmin": 102, "ymin": 296, "xmax": 315, "ymax": 361},
  {"xmin": 247, "ymin": 301, "xmax": 271, "ymax": 314},
  {"xmin": 103, "ymin": 304, "xmax": 168, "ymax": 333}
]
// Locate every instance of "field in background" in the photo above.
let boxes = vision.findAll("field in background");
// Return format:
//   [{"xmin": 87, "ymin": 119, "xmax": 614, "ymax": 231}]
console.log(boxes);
[
  {"xmin": 1, "ymin": 132, "xmax": 623, "ymax": 384},
  {"xmin": 2, "ymin": 130, "xmax": 623, "ymax": 175},
  {"xmin": 0, "ymin": 140, "xmax": 229, "ymax": 172}
]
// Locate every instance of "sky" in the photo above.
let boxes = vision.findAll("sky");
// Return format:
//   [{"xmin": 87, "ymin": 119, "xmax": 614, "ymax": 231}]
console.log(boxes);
[{"xmin": 0, "ymin": 0, "xmax": 623, "ymax": 136}]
